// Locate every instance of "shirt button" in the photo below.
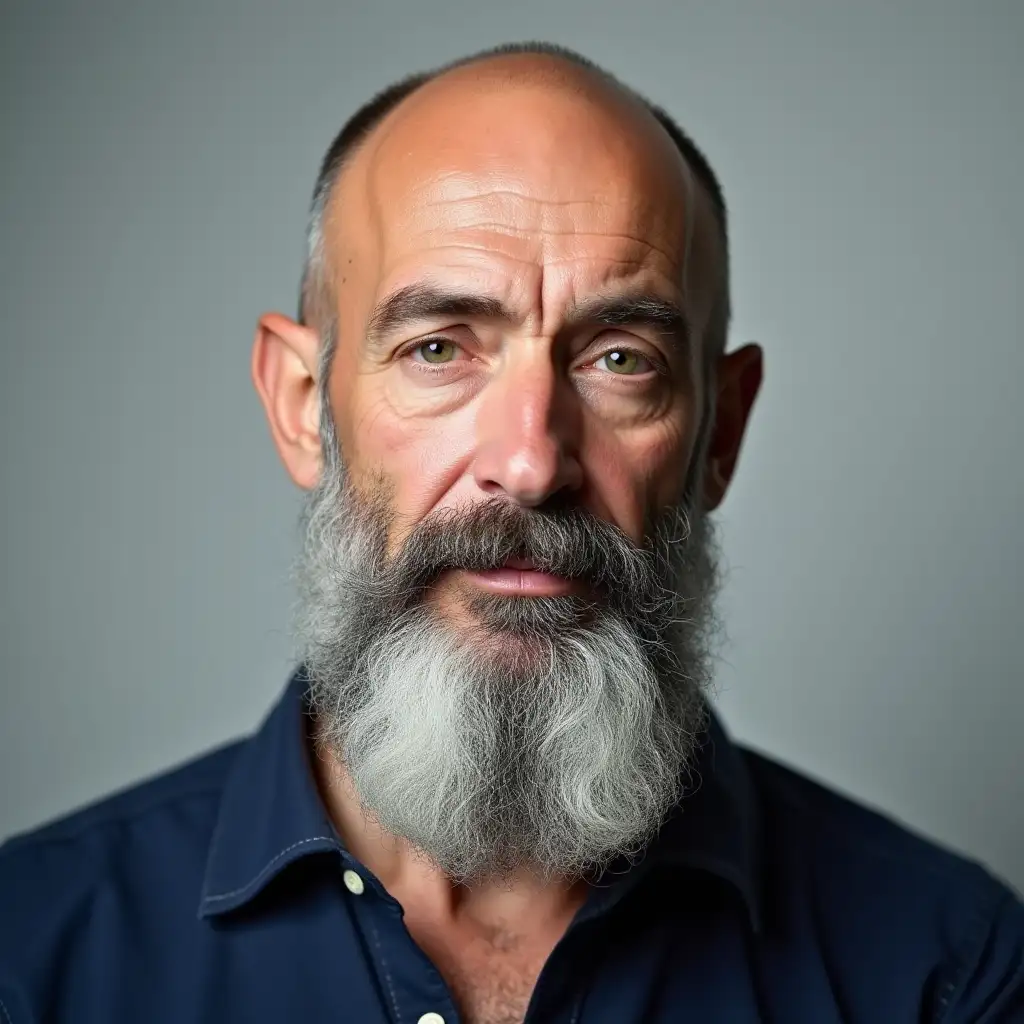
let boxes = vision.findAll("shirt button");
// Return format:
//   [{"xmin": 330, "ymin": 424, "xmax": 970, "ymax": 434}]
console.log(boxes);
[
  {"xmin": 417, "ymin": 1015, "xmax": 445, "ymax": 1024},
  {"xmin": 342, "ymin": 869, "xmax": 365, "ymax": 895}
]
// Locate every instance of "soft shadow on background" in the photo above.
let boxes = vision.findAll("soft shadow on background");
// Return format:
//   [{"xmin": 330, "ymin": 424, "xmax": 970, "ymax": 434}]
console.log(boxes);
[{"xmin": 1, "ymin": 1, "xmax": 1021, "ymax": 890}]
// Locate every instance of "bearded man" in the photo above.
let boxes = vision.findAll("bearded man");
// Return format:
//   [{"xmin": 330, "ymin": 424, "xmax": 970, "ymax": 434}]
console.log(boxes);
[{"xmin": 1, "ymin": 42, "xmax": 1021, "ymax": 1024}]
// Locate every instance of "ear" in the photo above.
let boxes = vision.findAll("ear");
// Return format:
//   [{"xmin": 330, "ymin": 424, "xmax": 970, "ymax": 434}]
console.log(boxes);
[
  {"xmin": 701, "ymin": 342, "xmax": 764, "ymax": 511},
  {"xmin": 251, "ymin": 312, "xmax": 324, "ymax": 490}
]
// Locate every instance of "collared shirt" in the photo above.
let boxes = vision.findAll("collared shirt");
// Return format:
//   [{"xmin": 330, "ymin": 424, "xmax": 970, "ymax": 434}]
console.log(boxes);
[{"xmin": 1, "ymin": 669, "xmax": 1021, "ymax": 1023}]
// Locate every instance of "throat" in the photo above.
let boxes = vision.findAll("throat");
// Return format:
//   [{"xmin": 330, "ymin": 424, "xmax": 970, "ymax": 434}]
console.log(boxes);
[{"xmin": 401, "ymin": 902, "xmax": 574, "ymax": 1024}]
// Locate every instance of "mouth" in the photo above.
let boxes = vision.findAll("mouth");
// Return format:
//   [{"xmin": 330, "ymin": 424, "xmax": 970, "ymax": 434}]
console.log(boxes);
[{"xmin": 459, "ymin": 556, "xmax": 577, "ymax": 597}]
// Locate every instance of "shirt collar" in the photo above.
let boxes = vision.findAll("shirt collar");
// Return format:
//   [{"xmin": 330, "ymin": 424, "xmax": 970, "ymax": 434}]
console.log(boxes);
[
  {"xmin": 199, "ymin": 668, "xmax": 761, "ymax": 931},
  {"xmin": 198, "ymin": 668, "xmax": 341, "ymax": 918},
  {"xmin": 584, "ymin": 712, "xmax": 763, "ymax": 932}
]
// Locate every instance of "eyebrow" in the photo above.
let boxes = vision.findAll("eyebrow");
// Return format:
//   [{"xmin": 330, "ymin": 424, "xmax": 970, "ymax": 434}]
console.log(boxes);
[
  {"xmin": 567, "ymin": 295, "xmax": 691, "ymax": 352},
  {"xmin": 366, "ymin": 285, "xmax": 513, "ymax": 348},
  {"xmin": 365, "ymin": 283, "xmax": 690, "ymax": 353}
]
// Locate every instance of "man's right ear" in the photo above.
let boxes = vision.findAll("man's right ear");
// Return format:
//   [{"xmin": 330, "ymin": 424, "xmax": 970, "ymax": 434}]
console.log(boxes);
[{"xmin": 251, "ymin": 312, "xmax": 323, "ymax": 490}]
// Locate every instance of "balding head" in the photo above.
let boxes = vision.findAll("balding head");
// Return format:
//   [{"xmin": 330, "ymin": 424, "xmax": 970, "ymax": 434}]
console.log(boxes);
[{"xmin": 301, "ymin": 44, "xmax": 729, "ymax": 380}]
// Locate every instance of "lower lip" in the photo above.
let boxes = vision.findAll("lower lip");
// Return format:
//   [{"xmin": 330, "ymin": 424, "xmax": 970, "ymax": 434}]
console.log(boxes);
[{"xmin": 461, "ymin": 567, "xmax": 576, "ymax": 597}]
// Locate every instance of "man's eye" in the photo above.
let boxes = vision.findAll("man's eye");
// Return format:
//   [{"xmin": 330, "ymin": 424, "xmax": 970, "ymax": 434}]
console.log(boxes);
[
  {"xmin": 413, "ymin": 339, "xmax": 460, "ymax": 364},
  {"xmin": 595, "ymin": 349, "xmax": 652, "ymax": 375}
]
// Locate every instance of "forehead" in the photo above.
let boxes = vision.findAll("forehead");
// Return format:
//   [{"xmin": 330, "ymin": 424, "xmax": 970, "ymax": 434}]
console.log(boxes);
[{"xmin": 331, "ymin": 70, "xmax": 706, "ymax": 327}]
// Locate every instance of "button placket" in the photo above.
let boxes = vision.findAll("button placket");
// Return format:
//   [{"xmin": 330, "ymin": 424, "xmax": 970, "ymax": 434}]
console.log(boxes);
[{"xmin": 340, "ymin": 860, "xmax": 460, "ymax": 1024}]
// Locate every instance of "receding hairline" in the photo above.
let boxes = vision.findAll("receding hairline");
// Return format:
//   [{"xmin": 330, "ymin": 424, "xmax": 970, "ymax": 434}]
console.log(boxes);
[
  {"xmin": 354, "ymin": 50, "xmax": 671, "ymax": 158},
  {"xmin": 300, "ymin": 43, "xmax": 731, "ymax": 369}
]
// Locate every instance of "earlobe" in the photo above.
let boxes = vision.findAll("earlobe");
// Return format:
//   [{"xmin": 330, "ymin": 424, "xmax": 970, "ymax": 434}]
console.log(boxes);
[
  {"xmin": 251, "ymin": 312, "xmax": 325, "ymax": 490},
  {"xmin": 702, "ymin": 455, "xmax": 732, "ymax": 512}
]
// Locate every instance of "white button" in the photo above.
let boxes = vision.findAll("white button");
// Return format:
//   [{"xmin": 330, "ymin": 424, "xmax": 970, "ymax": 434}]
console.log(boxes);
[
  {"xmin": 417, "ymin": 1015, "xmax": 445, "ymax": 1024},
  {"xmin": 342, "ymin": 869, "xmax": 365, "ymax": 895}
]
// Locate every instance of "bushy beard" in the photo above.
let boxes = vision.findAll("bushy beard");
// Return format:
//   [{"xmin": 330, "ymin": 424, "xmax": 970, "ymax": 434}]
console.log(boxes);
[{"xmin": 295, "ymin": 409, "xmax": 721, "ymax": 887}]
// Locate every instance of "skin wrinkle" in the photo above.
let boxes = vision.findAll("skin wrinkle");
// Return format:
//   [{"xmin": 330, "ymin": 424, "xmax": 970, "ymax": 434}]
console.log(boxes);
[
  {"xmin": 396, "ymin": 206, "xmax": 683, "ymax": 281},
  {"xmin": 364, "ymin": 287, "xmax": 690, "ymax": 368},
  {"xmin": 380, "ymin": 231, "xmax": 676, "ymax": 268},
  {"xmin": 411, "ymin": 228, "xmax": 680, "ymax": 270},
  {"xmin": 342, "ymin": 86, "xmax": 694, "ymax": 369},
  {"xmin": 421, "ymin": 188, "xmax": 619, "ymax": 205},
  {"xmin": 414, "ymin": 216, "xmax": 682, "ymax": 254},
  {"xmin": 378, "ymin": 251, "xmax": 676, "ymax": 299}
]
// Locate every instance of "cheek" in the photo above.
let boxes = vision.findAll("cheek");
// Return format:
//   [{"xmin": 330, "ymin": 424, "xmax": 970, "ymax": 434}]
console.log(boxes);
[
  {"xmin": 343, "ymin": 386, "xmax": 475, "ymax": 546},
  {"xmin": 583, "ymin": 412, "xmax": 693, "ymax": 542}
]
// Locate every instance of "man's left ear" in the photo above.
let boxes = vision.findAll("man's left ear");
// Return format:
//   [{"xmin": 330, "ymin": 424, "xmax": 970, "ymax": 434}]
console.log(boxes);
[{"xmin": 702, "ymin": 343, "xmax": 764, "ymax": 511}]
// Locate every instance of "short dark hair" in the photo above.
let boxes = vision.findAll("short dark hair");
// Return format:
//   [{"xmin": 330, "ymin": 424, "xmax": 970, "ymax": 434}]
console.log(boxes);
[{"xmin": 300, "ymin": 42, "xmax": 730, "ymax": 371}]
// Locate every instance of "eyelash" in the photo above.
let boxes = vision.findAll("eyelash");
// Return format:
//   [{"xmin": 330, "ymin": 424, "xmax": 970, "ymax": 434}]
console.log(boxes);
[{"xmin": 402, "ymin": 338, "xmax": 665, "ymax": 377}]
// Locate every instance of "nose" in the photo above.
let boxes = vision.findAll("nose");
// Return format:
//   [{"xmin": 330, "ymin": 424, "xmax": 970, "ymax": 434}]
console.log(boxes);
[{"xmin": 472, "ymin": 349, "xmax": 583, "ymax": 507}]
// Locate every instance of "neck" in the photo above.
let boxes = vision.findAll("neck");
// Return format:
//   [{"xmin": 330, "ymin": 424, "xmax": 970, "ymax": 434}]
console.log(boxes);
[{"xmin": 310, "ymin": 725, "xmax": 591, "ymax": 936}]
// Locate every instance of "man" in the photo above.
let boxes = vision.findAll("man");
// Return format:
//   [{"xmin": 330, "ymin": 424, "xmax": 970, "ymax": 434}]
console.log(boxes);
[{"xmin": 1, "ymin": 41, "xmax": 1021, "ymax": 1024}]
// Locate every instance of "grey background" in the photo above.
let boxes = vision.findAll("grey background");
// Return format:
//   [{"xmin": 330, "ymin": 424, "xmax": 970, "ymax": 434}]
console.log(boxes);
[{"xmin": 2, "ymin": 0, "xmax": 1021, "ymax": 892}]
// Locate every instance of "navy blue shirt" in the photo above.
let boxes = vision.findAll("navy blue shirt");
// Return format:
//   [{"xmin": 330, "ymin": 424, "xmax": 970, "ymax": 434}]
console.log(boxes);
[{"xmin": 1, "ymin": 670, "xmax": 1022, "ymax": 1023}]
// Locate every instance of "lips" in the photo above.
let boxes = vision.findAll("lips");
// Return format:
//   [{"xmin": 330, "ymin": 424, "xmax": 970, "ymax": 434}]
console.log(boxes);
[{"xmin": 457, "ymin": 557, "xmax": 576, "ymax": 597}]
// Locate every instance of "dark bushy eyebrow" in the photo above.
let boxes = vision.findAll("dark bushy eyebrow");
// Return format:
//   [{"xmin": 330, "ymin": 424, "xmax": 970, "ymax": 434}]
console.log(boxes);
[
  {"xmin": 567, "ymin": 296, "xmax": 691, "ymax": 353},
  {"xmin": 365, "ymin": 283, "xmax": 690, "ymax": 353},
  {"xmin": 366, "ymin": 285, "xmax": 515, "ymax": 347}
]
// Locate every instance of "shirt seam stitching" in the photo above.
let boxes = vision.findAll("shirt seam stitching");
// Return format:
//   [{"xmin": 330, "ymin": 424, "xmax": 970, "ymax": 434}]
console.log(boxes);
[
  {"xmin": 202, "ymin": 835, "xmax": 337, "ymax": 903},
  {"xmin": 934, "ymin": 887, "xmax": 1007, "ymax": 1023},
  {"xmin": 367, "ymin": 909, "xmax": 404, "ymax": 1024},
  {"xmin": 0, "ymin": 782, "xmax": 228, "ymax": 857}
]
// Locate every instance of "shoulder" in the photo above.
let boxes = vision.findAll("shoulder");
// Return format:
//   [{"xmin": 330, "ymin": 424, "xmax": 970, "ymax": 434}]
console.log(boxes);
[
  {"xmin": 0, "ymin": 741, "xmax": 242, "ymax": 978},
  {"xmin": 743, "ymin": 748, "xmax": 1000, "ymax": 884},
  {"xmin": 2, "ymin": 740, "xmax": 239, "ymax": 856},
  {"xmin": 743, "ymin": 748, "xmax": 1024, "ymax": 1022}
]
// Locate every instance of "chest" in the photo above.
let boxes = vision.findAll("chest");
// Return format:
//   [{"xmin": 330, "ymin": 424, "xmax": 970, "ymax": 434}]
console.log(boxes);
[
  {"xmin": 437, "ymin": 947, "xmax": 542, "ymax": 1024},
  {"xmin": 406, "ymin": 922, "xmax": 557, "ymax": 1024}
]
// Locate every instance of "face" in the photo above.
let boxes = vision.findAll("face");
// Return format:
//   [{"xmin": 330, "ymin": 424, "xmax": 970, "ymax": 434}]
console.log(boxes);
[
  {"xmin": 252, "ymin": 57, "xmax": 762, "ymax": 884},
  {"xmin": 328, "ymin": 71, "xmax": 712, "ymax": 602}
]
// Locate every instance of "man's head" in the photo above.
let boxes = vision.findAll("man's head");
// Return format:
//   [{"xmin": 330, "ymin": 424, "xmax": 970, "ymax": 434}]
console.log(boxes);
[{"xmin": 252, "ymin": 43, "xmax": 762, "ymax": 886}]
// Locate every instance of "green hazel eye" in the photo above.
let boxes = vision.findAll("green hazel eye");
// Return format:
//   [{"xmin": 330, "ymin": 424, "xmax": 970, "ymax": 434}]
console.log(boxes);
[
  {"xmin": 418, "ymin": 339, "xmax": 457, "ymax": 364},
  {"xmin": 600, "ymin": 349, "xmax": 643, "ymax": 374}
]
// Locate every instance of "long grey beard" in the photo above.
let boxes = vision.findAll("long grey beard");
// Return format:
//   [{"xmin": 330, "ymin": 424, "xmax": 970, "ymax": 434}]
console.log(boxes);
[{"xmin": 295, "ymin": 415, "xmax": 721, "ymax": 887}]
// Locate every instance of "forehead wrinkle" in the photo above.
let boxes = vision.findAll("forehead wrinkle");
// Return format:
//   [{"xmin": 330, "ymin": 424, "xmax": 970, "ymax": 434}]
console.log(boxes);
[
  {"xmin": 387, "ymin": 245, "xmax": 677, "ymax": 293},
  {"xmin": 341, "ymin": 86, "xmax": 705, "ymax": 340},
  {"xmin": 396, "ymin": 210, "xmax": 682, "ymax": 277},
  {"xmin": 403, "ymin": 187, "xmax": 687, "ymax": 285},
  {"xmin": 415, "ymin": 186, "xmax": 678, "ymax": 233},
  {"xmin": 420, "ymin": 188, "xmax": 618, "ymax": 209},
  {"xmin": 381, "ymin": 255, "xmax": 674, "ymax": 312},
  {"xmin": 386, "ymin": 242, "xmax": 544, "ymax": 272},
  {"xmin": 378, "ymin": 235, "xmax": 682, "ymax": 334},
  {"xmin": 411, "ymin": 222, "xmax": 680, "ymax": 263}
]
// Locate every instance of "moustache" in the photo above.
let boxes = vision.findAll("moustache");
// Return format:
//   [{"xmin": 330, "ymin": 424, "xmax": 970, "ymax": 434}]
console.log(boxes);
[{"xmin": 373, "ymin": 497, "xmax": 685, "ymax": 615}]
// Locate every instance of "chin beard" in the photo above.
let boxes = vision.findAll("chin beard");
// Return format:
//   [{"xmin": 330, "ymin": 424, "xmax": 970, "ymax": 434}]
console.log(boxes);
[{"xmin": 294, "ymin": 420, "xmax": 721, "ymax": 886}]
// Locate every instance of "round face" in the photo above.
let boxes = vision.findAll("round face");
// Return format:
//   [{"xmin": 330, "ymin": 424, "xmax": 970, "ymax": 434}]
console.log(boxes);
[{"xmin": 324, "ymin": 71, "xmax": 716, "ymax": 627}]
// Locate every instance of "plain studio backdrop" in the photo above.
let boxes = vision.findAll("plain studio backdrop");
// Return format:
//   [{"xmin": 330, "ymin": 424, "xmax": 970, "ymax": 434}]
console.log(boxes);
[{"xmin": 1, "ymin": 1, "xmax": 1022, "ymax": 892}]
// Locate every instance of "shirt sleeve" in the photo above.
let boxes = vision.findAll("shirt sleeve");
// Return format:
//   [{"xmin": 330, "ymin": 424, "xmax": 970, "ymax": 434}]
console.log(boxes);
[{"xmin": 940, "ymin": 887, "xmax": 1024, "ymax": 1023}]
